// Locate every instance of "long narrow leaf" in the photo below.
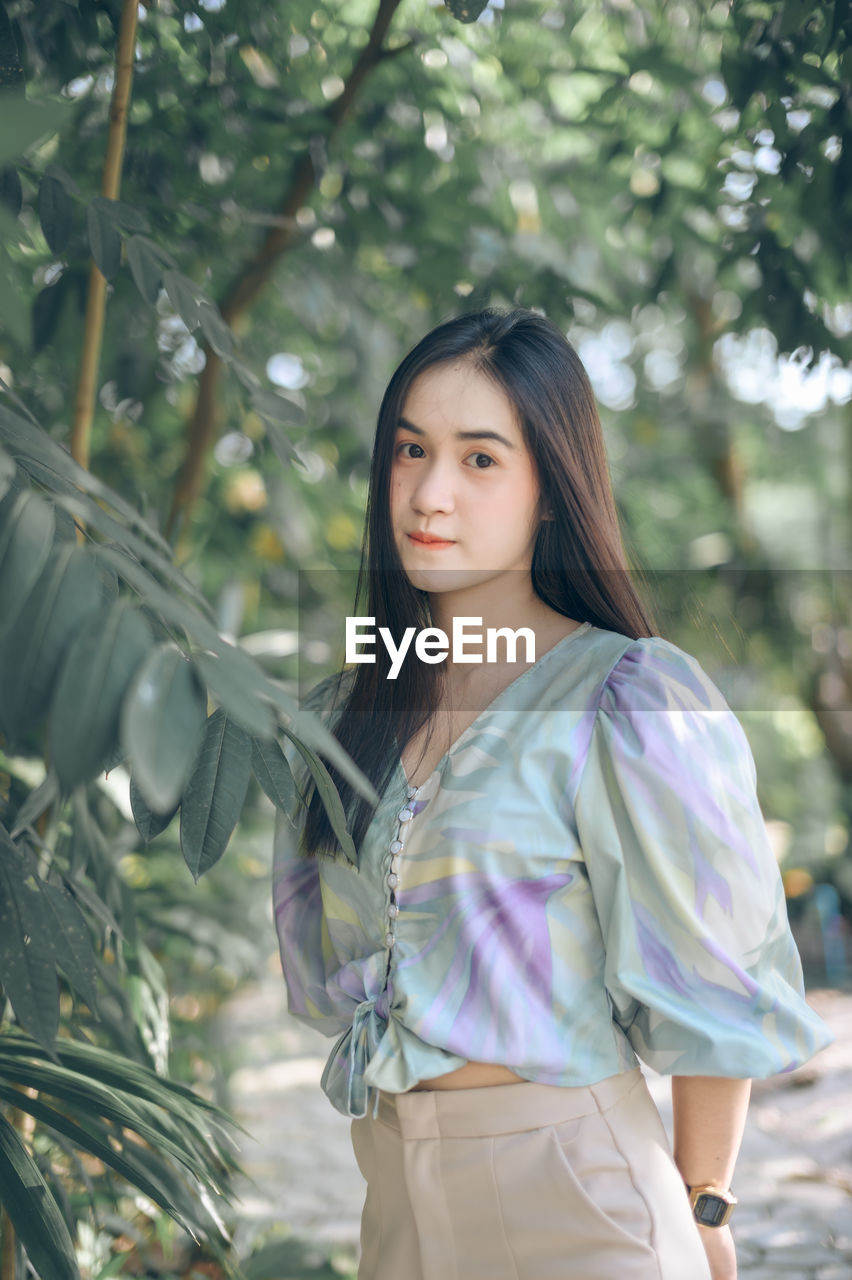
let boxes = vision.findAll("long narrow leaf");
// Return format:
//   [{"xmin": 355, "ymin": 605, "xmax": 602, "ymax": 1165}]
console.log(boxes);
[
  {"xmin": 280, "ymin": 727, "xmax": 358, "ymax": 866},
  {"xmin": 0, "ymin": 543, "xmax": 102, "ymax": 734},
  {"xmin": 179, "ymin": 710, "xmax": 252, "ymax": 880},
  {"xmin": 39, "ymin": 882, "xmax": 99, "ymax": 1011},
  {"xmin": 0, "ymin": 1111, "xmax": 79, "ymax": 1280},
  {"xmin": 51, "ymin": 492, "xmax": 215, "ymax": 616},
  {"xmin": 0, "ymin": 1032, "xmax": 241, "ymax": 1129},
  {"xmin": 0, "ymin": 1085, "xmax": 221, "ymax": 1238},
  {"xmin": 8, "ymin": 770, "xmax": 59, "ymax": 839},
  {"xmin": 0, "ymin": 403, "xmax": 183, "ymax": 563},
  {"xmin": 129, "ymin": 779, "xmax": 178, "ymax": 844},
  {"xmin": 49, "ymin": 601, "xmax": 154, "ymax": 792},
  {"xmin": 0, "ymin": 827, "xmax": 59, "ymax": 1046},
  {"xmin": 93, "ymin": 546, "xmax": 375, "ymax": 793},
  {"xmin": 0, "ymin": 442, "xmax": 14, "ymax": 499},
  {"xmin": 38, "ymin": 174, "xmax": 73, "ymax": 254},
  {"xmin": 0, "ymin": 1055, "xmax": 227, "ymax": 1188},
  {"xmin": 250, "ymin": 736, "xmax": 296, "ymax": 814},
  {"xmin": 194, "ymin": 648, "xmax": 276, "ymax": 737},
  {"xmin": 122, "ymin": 643, "xmax": 206, "ymax": 812},
  {"xmin": 0, "ymin": 487, "xmax": 56, "ymax": 639}
]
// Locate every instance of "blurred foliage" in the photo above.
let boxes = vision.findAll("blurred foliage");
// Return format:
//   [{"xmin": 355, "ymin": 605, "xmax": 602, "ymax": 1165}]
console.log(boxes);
[{"xmin": 0, "ymin": 0, "xmax": 851, "ymax": 1274}]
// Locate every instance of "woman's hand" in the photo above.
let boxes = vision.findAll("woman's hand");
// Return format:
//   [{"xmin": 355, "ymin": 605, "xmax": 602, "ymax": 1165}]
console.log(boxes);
[{"xmin": 696, "ymin": 1223, "xmax": 737, "ymax": 1280}]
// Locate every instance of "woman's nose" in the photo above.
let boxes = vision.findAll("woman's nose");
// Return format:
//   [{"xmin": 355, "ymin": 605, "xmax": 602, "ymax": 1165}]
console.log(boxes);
[{"xmin": 411, "ymin": 460, "xmax": 456, "ymax": 514}]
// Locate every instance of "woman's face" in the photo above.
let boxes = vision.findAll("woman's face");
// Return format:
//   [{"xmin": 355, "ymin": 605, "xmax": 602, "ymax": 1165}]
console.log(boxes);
[{"xmin": 390, "ymin": 360, "xmax": 544, "ymax": 597}]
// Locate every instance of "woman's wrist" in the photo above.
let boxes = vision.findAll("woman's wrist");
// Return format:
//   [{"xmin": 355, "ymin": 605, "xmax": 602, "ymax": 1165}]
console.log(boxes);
[{"xmin": 684, "ymin": 1181, "xmax": 738, "ymax": 1228}]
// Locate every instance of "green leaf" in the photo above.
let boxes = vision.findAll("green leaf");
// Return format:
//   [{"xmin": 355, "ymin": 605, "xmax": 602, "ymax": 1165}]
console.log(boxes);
[
  {"xmin": 0, "ymin": 1112, "xmax": 80, "ymax": 1280},
  {"xmin": 0, "ymin": 828, "xmax": 59, "ymax": 1047},
  {"xmin": 162, "ymin": 267, "xmax": 204, "ymax": 332},
  {"xmin": 0, "ymin": 442, "xmax": 14, "ymax": 499},
  {"xmin": 179, "ymin": 709, "xmax": 252, "ymax": 880},
  {"xmin": 51, "ymin": 493, "xmax": 213, "ymax": 616},
  {"xmin": 0, "ymin": 1084, "xmax": 210, "ymax": 1240},
  {"xmin": 283, "ymin": 702, "xmax": 379, "ymax": 805},
  {"xmin": 251, "ymin": 736, "xmax": 296, "ymax": 813},
  {"xmin": 38, "ymin": 174, "xmax": 73, "ymax": 253},
  {"xmin": 0, "ymin": 1031, "xmax": 236, "ymax": 1126},
  {"xmin": 121, "ymin": 643, "xmax": 207, "ymax": 812},
  {"xmin": 48, "ymin": 601, "xmax": 154, "ymax": 792},
  {"xmin": 197, "ymin": 298, "xmax": 235, "ymax": 358},
  {"xmin": 262, "ymin": 416, "xmax": 299, "ymax": 466},
  {"xmin": 194, "ymin": 647, "xmax": 276, "ymax": 737},
  {"xmin": 280, "ymin": 727, "xmax": 358, "ymax": 866},
  {"xmin": 90, "ymin": 194, "xmax": 149, "ymax": 233},
  {"xmin": 250, "ymin": 387, "xmax": 305, "ymax": 425},
  {"xmin": 0, "ymin": 3, "xmax": 25, "ymax": 92},
  {"xmin": 0, "ymin": 543, "xmax": 102, "ymax": 734},
  {"xmin": 0, "ymin": 402, "xmax": 191, "ymax": 571},
  {"xmin": 31, "ymin": 274, "xmax": 70, "ymax": 353},
  {"xmin": 89, "ymin": 548, "xmax": 375, "ymax": 800},
  {"xmin": 0, "ymin": 165, "xmax": 22, "ymax": 217},
  {"xmin": 126, "ymin": 234, "xmax": 168, "ymax": 304},
  {"xmin": 86, "ymin": 199, "xmax": 121, "ymax": 280},
  {"xmin": 0, "ymin": 1047, "xmax": 232, "ymax": 1189},
  {"xmin": 8, "ymin": 770, "xmax": 58, "ymax": 839},
  {"xmin": 40, "ymin": 882, "xmax": 99, "ymax": 1011},
  {"xmin": 0, "ymin": 97, "xmax": 71, "ymax": 168},
  {"xmin": 0, "ymin": 487, "xmax": 56, "ymax": 638},
  {"xmin": 129, "ymin": 777, "xmax": 178, "ymax": 843}
]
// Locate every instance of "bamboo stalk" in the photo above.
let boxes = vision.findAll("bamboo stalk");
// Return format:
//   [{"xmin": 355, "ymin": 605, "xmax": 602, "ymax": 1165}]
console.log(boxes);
[{"xmin": 69, "ymin": 0, "xmax": 139, "ymax": 475}]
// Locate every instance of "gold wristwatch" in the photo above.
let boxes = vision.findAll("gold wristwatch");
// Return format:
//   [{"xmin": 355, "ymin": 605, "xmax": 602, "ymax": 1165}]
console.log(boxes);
[{"xmin": 686, "ymin": 1183, "xmax": 738, "ymax": 1228}]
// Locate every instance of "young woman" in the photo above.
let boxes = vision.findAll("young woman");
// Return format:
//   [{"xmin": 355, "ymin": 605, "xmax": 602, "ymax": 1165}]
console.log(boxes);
[{"xmin": 272, "ymin": 308, "xmax": 832, "ymax": 1280}]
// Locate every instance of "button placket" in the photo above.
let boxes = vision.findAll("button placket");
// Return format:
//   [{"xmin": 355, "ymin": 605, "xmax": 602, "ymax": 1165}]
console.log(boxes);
[{"xmin": 383, "ymin": 783, "xmax": 419, "ymax": 953}]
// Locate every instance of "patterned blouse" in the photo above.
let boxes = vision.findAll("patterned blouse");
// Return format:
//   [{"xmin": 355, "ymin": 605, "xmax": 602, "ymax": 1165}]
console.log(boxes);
[{"xmin": 272, "ymin": 622, "xmax": 833, "ymax": 1119}]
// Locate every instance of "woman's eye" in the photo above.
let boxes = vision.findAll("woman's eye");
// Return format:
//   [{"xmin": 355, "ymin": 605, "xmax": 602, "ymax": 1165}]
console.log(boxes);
[{"xmin": 395, "ymin": 443, "xmax": 494, "ymax": 469}]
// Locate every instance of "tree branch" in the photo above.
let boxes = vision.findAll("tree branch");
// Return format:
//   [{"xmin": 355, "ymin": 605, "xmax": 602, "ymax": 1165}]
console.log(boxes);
[{"xmin": 165, "ymin": 0, "xmax": 408, "ymax": 541}]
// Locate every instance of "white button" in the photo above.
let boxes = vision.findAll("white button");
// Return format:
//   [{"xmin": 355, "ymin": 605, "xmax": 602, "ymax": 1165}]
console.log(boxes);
[
  {"xmin": 389, "ymin": 840, "xmax": 403, "ymax": 854},
  {"xmin": 387, "ymin": 872, "xmax": 399, "ymax": 888},
  {"xmin": 385, "ymin": 932, "xmax": 395, "ymax": 948},
  {"xmin": 398, "ymin": 808, "xmax": 413, "ymax": 823},
  {"xmin": 388, "ymin": 903, "xmax": 399, "ymax": 918},
  {"xmin": 406, "ymin": 785, "xmax": 418, "ymax": 798}
]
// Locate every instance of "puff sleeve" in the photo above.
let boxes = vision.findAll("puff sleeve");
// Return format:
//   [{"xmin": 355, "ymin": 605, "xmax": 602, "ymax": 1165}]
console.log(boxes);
[{"xmin": 573, "ymin": 637, "xmax": 833, "ymax": 1078}]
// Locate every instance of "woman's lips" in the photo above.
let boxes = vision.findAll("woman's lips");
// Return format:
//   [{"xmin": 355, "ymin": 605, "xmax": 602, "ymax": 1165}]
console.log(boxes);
[{"xmin": 408, "ymin": 533, "xmax": 455, "ymax": 548}]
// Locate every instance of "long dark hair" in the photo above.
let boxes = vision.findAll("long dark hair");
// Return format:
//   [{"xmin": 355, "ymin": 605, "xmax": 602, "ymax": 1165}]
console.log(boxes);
[{"xmin": 301, "ymin": 306, "xmax": 661, "ymax": 860}]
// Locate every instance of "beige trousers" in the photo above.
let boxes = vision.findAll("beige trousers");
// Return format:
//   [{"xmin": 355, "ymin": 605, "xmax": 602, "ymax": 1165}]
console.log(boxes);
[{"xmin": 350, "ymin": 1067, "xmax": 713, "ymax": 1280}]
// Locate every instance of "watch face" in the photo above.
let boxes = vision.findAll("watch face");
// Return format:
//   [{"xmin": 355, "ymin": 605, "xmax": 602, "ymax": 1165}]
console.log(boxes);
[{"xmin": 694, "ymin": 1194, "xmax": 729, "ymax": 1227}]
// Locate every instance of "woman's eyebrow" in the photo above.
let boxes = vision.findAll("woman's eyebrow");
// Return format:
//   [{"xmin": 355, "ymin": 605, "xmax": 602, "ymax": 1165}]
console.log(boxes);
[{"xmin": 397, "ymin": 416, "xmax": 516, "ymax": 450}]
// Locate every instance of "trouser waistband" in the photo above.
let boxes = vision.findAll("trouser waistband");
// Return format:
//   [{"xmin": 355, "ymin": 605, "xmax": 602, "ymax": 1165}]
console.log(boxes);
[{"xmin": 374, "ymin": 1067, "xmax": 643, "ymax": 1140}]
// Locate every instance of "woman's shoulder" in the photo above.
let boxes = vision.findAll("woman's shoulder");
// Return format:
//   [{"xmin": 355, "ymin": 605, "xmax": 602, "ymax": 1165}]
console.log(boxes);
[
  {"xmin": 540, "ymin": 626, "xmax": 735, "ymax": 727},
  {"xmin": 595, "ymin": 631, "xmax": 733, "ymax": 716}
]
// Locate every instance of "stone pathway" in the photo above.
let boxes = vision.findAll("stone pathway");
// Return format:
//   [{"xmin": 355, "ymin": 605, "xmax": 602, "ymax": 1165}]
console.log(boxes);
[{"xmin": 216, "ymin": 977, "xmax": 852, "ymax": 1278}]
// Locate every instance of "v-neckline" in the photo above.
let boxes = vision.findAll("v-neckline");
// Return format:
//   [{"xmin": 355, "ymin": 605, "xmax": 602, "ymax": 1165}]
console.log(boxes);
[{"xmin": 395, "ymin": 621, "xmax": 592, "ymax": 791}]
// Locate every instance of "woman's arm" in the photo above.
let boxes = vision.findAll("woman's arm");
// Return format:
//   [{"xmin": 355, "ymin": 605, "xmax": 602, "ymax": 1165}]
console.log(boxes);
[{"xmin": 671, "ymin": 1075, "xmax": 752, "ymax": 1280}]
